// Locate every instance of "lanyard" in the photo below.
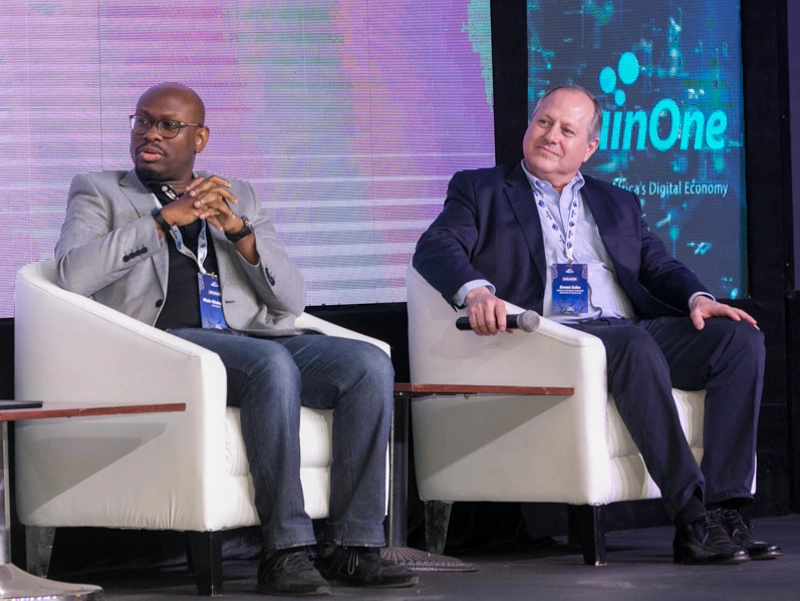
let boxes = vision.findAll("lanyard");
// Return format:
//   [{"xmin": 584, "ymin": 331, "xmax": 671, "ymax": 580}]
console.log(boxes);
[
  {"xmin": 152, "ymin": 194, "xmax": 209, "ymax": 275},
  {"xmin": 533, "ymin": 189, "xmax": 579, "ymax": 264}
]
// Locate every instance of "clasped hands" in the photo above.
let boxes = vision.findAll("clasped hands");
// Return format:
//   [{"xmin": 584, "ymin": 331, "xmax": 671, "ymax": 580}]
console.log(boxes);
[{"xmin": 159, "ymin": 175, "xmax": 244, "ymax": 236}]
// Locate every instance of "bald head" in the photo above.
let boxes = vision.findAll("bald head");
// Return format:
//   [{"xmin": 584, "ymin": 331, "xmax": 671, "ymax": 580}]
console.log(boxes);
[{"xmin": 138, "ymin": 82, "xmax": 206, "ymax": 125}]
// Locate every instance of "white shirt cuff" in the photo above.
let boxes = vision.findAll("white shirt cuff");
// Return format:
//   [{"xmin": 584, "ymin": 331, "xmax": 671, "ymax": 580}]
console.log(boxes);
[
  {"xmin": 688, "ymin": 292, "xmax": 715, "ymax": 311},
  {"xmin": 454, "ymin": 279, "xmax": 495, "ymax": 308}
]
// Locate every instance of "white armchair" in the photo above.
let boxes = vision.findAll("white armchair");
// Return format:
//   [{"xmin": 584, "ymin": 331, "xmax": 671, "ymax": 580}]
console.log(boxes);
[
  {"xmin": 13, "ymin": 260, "xmax": 391, "ymax": 594},
  {"xmin": 406, "ymin": 264, "xmax": 712, "ymax": 565}
]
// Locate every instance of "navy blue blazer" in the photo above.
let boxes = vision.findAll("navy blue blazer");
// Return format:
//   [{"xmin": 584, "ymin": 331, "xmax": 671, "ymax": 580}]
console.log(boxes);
[{"xmin": 413, "ymin": 163, "xmax": 709, "ymax": 318}]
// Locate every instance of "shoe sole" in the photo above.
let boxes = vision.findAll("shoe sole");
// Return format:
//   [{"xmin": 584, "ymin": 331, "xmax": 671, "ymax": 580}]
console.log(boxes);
[
  {"xmin": 673, "ymin": 553, "xmax": 751, "ymax": 565},
  {"xmin": 255, "ymin": 583, "xmax": 332, "ymax": 596},
  {"xmin": 324, "ymin": 576, "xmax": 420, "ymax": 589}
]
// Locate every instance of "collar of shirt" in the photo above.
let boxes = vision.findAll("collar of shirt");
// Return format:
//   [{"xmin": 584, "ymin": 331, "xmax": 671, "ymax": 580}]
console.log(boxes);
[{"xmin": 520, "ymin": 160, "xmax": 585, "ymax": 202}]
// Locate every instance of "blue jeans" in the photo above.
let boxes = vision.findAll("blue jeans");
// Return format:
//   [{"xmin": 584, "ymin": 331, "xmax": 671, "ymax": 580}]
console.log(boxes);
[{"xmin": 170, "ymin": 328, "xmax": 394, "ymax": 550}]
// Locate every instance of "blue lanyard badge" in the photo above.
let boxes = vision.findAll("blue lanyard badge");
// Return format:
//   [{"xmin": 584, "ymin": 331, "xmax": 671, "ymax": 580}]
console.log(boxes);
[
  {"xmin": 198, "ymin": 272, "xmax": 229, "ymax": 330},
  {"xmin": 551, "ymin": 263, "xmax": 589, "ymax": 315}
]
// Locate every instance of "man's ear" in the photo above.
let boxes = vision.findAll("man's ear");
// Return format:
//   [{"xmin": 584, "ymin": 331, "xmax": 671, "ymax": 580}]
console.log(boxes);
[
  {"xmin": 195, "ymin": 127, "xmax": 210, "ymax": 154},
  {"xmin": 583, "ymin": 137, "xmax": 599, "ymax": 162}
]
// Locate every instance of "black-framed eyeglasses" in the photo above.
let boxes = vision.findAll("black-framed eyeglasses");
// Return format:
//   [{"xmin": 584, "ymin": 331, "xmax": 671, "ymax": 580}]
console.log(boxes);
[{"xmin": 129, "ymin": 115, "xmax": 204, "ymax": 139}]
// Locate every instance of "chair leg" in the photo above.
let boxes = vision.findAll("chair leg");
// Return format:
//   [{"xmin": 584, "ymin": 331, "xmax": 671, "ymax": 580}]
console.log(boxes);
[
  {"xmin": 25, "ymin": 526, "xmax": 56, "ymax": 577},
  {"xmin": 424, "ymin": 501, "xmax": 453, "ymax": 555},
  {"xmin": 186, "ymin": 531, "xmax": 224, "ymax": 596},
  {"xmin": 567, "ymin": 505, "xmax": 607, "ymax": 566}
]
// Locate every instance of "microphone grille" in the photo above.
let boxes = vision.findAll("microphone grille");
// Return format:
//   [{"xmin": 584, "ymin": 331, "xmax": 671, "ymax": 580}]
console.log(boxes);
[{"xmin": 518, "ymin": 310, "xmax": 540, "ymax": 332}]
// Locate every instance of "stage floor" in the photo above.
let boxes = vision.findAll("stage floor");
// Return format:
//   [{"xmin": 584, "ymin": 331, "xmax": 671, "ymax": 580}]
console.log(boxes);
[{"xmin": 58, "ymin": 513, "xmax": 800, "ymax": 601}]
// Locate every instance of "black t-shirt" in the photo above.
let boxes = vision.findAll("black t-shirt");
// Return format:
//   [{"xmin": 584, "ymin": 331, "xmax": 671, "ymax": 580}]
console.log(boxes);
[{"xmin": 145, "ymin": 182, "xmax": 221, "ymax": 330}]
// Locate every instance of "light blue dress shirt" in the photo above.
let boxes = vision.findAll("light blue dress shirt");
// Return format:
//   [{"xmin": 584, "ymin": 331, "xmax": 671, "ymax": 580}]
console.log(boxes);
[{"xmin": 521, "ymin": 163, "xmax": 634, "ymax": 324}]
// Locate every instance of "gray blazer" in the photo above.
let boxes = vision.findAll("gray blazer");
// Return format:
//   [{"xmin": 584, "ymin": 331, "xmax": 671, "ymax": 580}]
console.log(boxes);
[{"xmin": 55, "ymin": 169, "xmax": 307, "ymax": 335}]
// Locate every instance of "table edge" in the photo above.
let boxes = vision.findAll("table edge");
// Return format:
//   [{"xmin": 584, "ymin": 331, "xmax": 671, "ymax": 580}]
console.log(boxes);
[
  {"xmin": 393, "ymin": 383, "xmax": 574, "ymax": 396},
  {"xmin": 0, "ymin": 402, "xmax": 187, "ymax": 422}
]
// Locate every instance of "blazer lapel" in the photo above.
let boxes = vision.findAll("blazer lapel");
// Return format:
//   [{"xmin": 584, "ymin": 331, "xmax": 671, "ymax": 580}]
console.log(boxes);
[
  {"xmin": 582, "ymin": 177, "xmax": 639, "ymax": 275},
  {"xmin": 581, "ymin": 177, "xmax": 683, "ymax": 317},
  {"xmin": 503, "ymin": 164, "xmax": 547, "ymax": 289},
  {"xmin": 581, "ymin": 180, "xmax": 623, "ymax": 258},
  {"xmin": 120, "ymin": 170, "xmax": 169, "ymax": 293}
]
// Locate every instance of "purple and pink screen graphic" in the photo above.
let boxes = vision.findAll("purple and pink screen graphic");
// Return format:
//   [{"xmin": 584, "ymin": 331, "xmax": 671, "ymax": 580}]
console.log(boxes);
[{"xmin": 1, "ymin": 1, "xmax": 494, "ymax": 315}]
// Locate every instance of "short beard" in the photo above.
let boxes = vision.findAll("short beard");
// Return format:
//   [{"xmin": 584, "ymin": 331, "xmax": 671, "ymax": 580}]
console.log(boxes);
[{"xmin": 134, "ymin": 165, "xmax": 167, "ymax": 186}]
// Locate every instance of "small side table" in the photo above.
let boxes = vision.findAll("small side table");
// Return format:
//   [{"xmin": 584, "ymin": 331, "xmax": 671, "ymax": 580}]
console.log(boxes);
[
  {"xmin": 0, "ymin": 401, "xmax": 186, "ymax": 601},
  {"xmin": 382, "ymin": 383, "xmax": 573, "ymax": 571}
]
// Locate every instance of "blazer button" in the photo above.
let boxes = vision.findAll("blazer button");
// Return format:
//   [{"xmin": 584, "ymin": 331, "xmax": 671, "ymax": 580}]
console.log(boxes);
[{"xmin": 155, "ymin": 299, "xmax": 163, "ymax": 308}]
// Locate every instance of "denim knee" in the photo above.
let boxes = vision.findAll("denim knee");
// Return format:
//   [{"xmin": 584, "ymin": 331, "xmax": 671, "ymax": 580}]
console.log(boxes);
[
  {"xmin": 341, "ymin": 341, "xmax": 395, "ymax": 404},
  {"xmin": 232, "ymin": 342, "xmax": 302, "ymax": 410}
]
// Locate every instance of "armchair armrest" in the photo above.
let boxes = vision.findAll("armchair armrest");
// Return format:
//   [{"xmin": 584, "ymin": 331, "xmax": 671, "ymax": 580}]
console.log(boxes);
[
  {"xmin": 14, "ymin": 261, "xmax": 232, "ymax": 530},
  {"xmin": 406, "ymin": 264, "xmax": 605, "ymax": 389},
  {"xmin": 296, "ymin": 313, "xmax": 390, "ymax": 356},
  {"xmin": 15, "ymin": 261, "xmax": 227, "ymax": 406}
]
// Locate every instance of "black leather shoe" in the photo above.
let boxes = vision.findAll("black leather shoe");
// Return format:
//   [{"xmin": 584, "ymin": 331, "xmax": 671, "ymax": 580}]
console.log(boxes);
[
  {"xmin": 717, "ymin": 508, "xmax": 782, "ymax": 560},
  {"xmin": 315, "ymin": 546, "xmax": 419, "ymax": 588},
  {"xmin": 673, "ymin": 511, "xmax": 750, "ymax": 565},
  {"xmin": 257, "ymin": 547, "xmax": 331, "ymax": 596}
]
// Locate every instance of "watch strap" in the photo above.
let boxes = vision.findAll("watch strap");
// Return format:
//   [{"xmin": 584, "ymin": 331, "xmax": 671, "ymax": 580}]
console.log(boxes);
[
  {"xmin": 225, "ymin": 215, "xmax": 253, "ymax": 242},
  {"xmin": 151, "ymin": 207, "xmax": 172, "ymax": 234}
]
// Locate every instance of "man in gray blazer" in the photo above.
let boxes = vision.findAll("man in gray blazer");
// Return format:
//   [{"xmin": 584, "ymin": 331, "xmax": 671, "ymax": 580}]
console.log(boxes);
[{"xmin": 55, "ymin": 82, "xmax": 418, "ymax": 596}]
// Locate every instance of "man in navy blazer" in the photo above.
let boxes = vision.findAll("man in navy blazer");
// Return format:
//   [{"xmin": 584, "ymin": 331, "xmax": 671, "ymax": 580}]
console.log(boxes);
[{"xmin": 413, "ymin": 85, "xmax": 779, "ymax": 565}]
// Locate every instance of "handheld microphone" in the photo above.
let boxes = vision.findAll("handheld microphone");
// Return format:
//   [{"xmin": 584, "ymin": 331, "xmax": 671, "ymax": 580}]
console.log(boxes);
[{"xmin": 455, "ymin": 310, "xmax": 540, "ymax": 333}]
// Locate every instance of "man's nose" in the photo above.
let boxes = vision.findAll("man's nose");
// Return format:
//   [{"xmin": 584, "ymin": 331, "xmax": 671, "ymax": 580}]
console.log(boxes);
[{"xmin": 142, "ymin": 123, "xmax": 164, "ymax": 140}]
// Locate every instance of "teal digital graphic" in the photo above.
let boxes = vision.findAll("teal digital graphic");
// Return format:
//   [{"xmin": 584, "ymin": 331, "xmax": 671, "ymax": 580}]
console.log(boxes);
[{"xmin": 528, "ymin": 1, "xmax": 746, "ymax": 299}]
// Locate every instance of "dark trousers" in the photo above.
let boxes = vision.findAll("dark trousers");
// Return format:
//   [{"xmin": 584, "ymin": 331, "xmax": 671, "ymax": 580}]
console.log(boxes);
[{"xmin": 568, "ymin": 316, "xmax": 765, "ymax": 521}]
